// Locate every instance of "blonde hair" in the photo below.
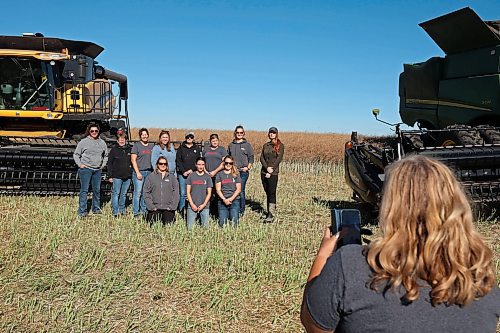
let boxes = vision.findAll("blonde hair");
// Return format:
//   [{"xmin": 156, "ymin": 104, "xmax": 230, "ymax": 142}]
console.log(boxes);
[
  {"xmin": 223, "ymin": 155, "xmax": 239, "ymax": 177},
  {"xmin": 366, "ymin": 155, "xmax": 494, "ymax": 306}
]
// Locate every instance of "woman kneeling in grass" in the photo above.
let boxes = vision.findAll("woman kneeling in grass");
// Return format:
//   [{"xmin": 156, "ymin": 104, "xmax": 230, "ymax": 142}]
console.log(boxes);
[{"xmin": 143, "ymin": 156, "xmax": 179, "ymax": 226}]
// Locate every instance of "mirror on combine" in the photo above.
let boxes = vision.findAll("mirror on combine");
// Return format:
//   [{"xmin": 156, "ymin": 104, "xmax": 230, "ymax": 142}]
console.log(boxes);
[{"xmin": 372, "ymin": 108, "xmax": 380, "ymax": 118}]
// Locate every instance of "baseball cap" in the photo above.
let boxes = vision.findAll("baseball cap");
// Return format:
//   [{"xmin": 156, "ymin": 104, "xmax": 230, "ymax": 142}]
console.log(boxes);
[
  {"xmin": 185, "ymin": 131, "xmax": 195, "ymax": 137},
  {"xmin": 268, "ymin": 127, "xmax": 278, "ymax": 133}
]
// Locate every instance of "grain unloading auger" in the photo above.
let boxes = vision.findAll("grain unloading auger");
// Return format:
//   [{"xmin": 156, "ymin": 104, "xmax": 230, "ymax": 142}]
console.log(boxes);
[
  {"xmin": 344, "ymin": 8, "xmax": 500, "ymax": 208},
  {"xmin": 0, "ymin": 34, "xmax": 128, "ymax": 194}
]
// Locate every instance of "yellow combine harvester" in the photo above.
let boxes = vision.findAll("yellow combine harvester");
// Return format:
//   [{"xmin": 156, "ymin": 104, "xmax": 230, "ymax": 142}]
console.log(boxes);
[{"xmin": 0, "ymin": 33, "xmax": 128, "ymax": 194}]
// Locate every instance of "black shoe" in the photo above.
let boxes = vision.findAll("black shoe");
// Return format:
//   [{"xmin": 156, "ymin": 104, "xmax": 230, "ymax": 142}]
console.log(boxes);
[{"xmin": 92, "ymin": 210, "xmax": 103, "ymax": 215}]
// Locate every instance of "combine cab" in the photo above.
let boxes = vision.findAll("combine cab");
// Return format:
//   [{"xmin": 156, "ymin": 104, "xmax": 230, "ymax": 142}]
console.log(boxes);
[
  {"xmin": 345, "ymin": 8, "xmax": 500, "ymax": 208},
  {"xmin": 0, "ymin": 34, "xmax": 128, "ymax": 194}
]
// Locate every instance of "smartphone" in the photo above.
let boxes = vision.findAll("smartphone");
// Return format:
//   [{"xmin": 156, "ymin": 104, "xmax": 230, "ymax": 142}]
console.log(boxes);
[{"xmin": 330, "ymin": 208, "xmax": 362, "ymax": 247}]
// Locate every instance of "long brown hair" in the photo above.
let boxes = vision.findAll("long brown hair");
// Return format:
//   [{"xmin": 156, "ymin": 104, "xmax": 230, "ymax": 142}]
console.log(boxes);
[
  {"xmin": 366, "ymin": 155, "xmax": 494, "ymax": 306},
  {"xmin": 157, "ymin": 130, "xmax": 172, "ymax": 152}
]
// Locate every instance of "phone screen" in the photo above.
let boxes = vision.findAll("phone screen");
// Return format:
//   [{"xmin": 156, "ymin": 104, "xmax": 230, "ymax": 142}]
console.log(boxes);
[{"xmin": 331, "ymin": 209, "xmax": 362, "ymax": 246}]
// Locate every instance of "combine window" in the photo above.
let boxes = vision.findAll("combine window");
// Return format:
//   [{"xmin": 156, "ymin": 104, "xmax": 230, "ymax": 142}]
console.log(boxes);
[{"xmin": 0, "ymin": 57, "xmax": 51, "ymax": 110}]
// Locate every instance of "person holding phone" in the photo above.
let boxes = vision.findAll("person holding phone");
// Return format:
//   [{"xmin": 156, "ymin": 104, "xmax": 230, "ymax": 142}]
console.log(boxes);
[
  {"xmin": 227, "ymin": 125, "xmax": 254, "ymax": 215},
  {"xmin": 215, "ymin": 155, "xmax": 242, "ymax": 227},
  {"xmin": 260, "ymin": 126, "xmax": 284, "ymax": 223},
  {"xmin": 301, "ymin": 155, "xmax": 499, "ymax": 333},
  {"xmin": 143, "ymin": 156, "xmax": 180, "ymax": 226},
  {"xmin": 186, "ymin": 157, "xmax": 213, "ymax": 230}
]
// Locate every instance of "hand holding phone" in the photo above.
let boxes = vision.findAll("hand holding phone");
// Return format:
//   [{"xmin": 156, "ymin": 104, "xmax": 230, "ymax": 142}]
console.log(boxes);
[{"xmin": 330, "ymin": 208, "xmax": 362, "ymax": 248}]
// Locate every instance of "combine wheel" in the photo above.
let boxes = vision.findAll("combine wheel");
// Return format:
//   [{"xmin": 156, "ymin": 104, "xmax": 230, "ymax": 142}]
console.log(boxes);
[
  {"xmin": 435, "ymin": 124, "xmax": 483, "ymax": 147},
  {"xmin": 477, "ymin": 125, "xmax": 500, "ymax": 144}
]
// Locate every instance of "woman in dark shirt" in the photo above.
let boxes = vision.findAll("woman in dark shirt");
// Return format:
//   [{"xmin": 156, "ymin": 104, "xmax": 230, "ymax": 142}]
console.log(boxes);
[
  {"xmin": 107, "ymin": 133, "xmax": 132, "ymax": 217},
  {"xmin": 301, "ymin": 155, "xmax": 499, "ymax": 333},
  {"xmin": 260, "ymin": 126, "xmax": 284, "ymax": 223},
  {"xmin": 215, "ymin": 155, "xmax": 242, "ymax": 227}
]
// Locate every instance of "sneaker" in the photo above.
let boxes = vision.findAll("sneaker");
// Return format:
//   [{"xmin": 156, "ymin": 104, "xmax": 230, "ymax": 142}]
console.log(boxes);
[
  {"xmin": 92, "ymin": 210, "xmax": 103, "ymax": 215},
  {"xmin": 78, "ymin": 213, "xmax": 88, "ymax": 218}
]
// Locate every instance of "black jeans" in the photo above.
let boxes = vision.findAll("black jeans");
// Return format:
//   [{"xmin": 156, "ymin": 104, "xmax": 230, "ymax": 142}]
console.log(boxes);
[
  {"xmin": 261, "ymin": 173, "xmax": 279, "ymax": 205},
  {"xmin": 146, "ymin": 209, "xmax": 176, "ymax": 225}
]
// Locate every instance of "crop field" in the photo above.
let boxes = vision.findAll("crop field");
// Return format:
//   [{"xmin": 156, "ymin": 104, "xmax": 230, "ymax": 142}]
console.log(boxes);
[{"xmin": 0, "ymin": 131, "xmax": 499, "ymax": 332}]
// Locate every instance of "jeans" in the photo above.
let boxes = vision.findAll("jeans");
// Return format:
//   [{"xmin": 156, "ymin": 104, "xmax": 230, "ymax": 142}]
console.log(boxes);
[
  {"xmin": 186, "ymin": 207, "xmax": 210, "ymax": 230},
  {"xmin": 178, "ymin": 175, "xmax": 187, "ymax": 212},
  {"xmin": 239, "ymin": 171, "xmax": 249, "ymax": 214},
  {"xmin": 78, "ymin": 167, "xmax": 102, "ymax": 216},
  {"xmin": 111, "ymin": 178, "xmax": 131, "ymax": 215},
  {"xmin": 132, "ymin": 170, "xmax": 151, "ymax": 216},
  {"xmin": 218, "ymin": 198, "xmax": 241, "ymax": 227}
]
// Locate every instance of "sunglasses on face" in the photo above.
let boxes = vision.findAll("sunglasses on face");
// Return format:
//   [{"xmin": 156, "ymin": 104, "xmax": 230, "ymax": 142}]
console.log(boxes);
[
  {"xmin": 269, "ymin": 131, "xmax": 277, "ymax": 134},
  {"xmin": 235, "ymin": 132, "xmax": 244, "ymax": 135},
  {"xmin": 90, "ymin": 130, "xmax": 99, "ymax": 133},
  {"xmin": 186, "ymin": 135, "xmax": 194, "ymax": 139},
  {"xmin": 158, "ymin": 162, "xmax": 167, "ymax": 166},
  {"xmin": 224, "ymin": 161, "xmax": 234, "ymax": 165}
]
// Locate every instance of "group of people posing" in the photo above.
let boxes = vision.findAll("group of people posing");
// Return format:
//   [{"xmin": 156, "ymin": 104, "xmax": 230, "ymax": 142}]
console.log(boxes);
[{"xmin": 73, "ymin": 124, "xmax": 284, "ymax": 229}]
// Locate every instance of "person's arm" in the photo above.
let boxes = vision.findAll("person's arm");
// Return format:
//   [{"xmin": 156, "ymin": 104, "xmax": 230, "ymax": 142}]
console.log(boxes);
[
  {"xmin": 131, "ymin": 145, "xmax": 142, "ymax": 178},
  {"xmin": 300, "ymin": 227, "xmax": 341, "ymax": 333},
  {"xmin": 247, "ymin": 143, "xmax": 255, "ymax": 170},
  {"xmin": 200, "ymin": 187, "xmax": 212, "ymax": 210},
  {"xmin": 186, "ymin": 183, "xmax": 196, "ymax": 211},
  {"xmin": 215, "ymin": 181, "xmax": 224, "ymax": 200},
  {"xmin": 228, "ymin": 182, "xmax": 241, "ymax": 202},
  {"xmin": 151, "ymin": 146, "xmax": 159, "ymax": 167},
  {"xmin": 260, "ymin": 145, "xmax": 268, "ymax": 169},
  {"xmin": 210, "ymin": 162, "xmax": 224, "ymax": 177},
  {"xmin": 101, "ymin": 142, "xmax": 109, "ymax": 168},
  {"xmin": 171, "ymin": 175, "xmax": 180, "ymax": 206},
  {"xmin": 106, "ymin": 148, "xmax": 115, "ymax": 180},
  {"xmin": 274, "ymin": 143, "xmax": 285, "ymax": 168},
  {"xmin": 73, "ymin": 141, "xmax": 84, "ymax": 167},
  {"xmin": 143, "ymin": 176, "xmax": 156, "ymax": 211}
]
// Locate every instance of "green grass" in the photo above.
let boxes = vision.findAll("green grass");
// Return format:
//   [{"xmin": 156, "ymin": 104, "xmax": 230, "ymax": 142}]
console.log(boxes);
[{"xmin": 0, "ymin": 162, "xmax": 498, "ymax": 332}]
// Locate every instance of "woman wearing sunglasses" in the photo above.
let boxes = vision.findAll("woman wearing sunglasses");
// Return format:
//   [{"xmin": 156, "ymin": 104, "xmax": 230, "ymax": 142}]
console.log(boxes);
[
  {"xmin": 215, "ymin": 155, "xmax": 242, "ymax": 227},
  {"xmin": 73, "ymin": 124, "xmax": 109, "ymax": 217},
  {"xmin": 143, "ymin": 156, "xmax": 180, "ymax": 225},
  {"xmin": 227, "ymin": 125, "xmax": 254, "ymax": 216},
  {"xmin": 260, "ymin": 127, "xmax": 284, "ymax": 223}
]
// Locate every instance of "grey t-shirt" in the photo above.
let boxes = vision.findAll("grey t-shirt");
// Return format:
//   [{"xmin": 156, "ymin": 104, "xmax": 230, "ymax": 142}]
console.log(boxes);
[
  {"xmin": 215, "ymin": 171, "xmax": 241, "ymax": 199},
  {"xmin": 305, "ymin": 245, "xmax": 500, "ymax": 333},
  {"xmin": 186, "ymin": 172, "xmax": 213, "ymax": 206},
  {"xmin": 202, "ymin": 146, "xmax": 226, "ymax": 172},
  {"xmin": 131, "ymin": 142, "xmax": 154, "ymax": 171}
]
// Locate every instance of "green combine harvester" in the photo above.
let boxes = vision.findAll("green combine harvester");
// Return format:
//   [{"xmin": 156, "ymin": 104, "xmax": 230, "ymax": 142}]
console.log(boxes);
[{"xmin": 344, "ymin": 7, "xmax": 500, "ymax": 208}]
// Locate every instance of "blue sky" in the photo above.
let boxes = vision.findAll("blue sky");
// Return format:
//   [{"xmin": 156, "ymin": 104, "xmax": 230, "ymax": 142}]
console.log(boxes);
[{"xmin": 3, "ymin": 0, "xmax": 499, "ymax": 134}]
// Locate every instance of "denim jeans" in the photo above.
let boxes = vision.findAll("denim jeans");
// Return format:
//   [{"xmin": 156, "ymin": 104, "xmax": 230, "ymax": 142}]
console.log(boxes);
[
  {"xmin": 218, "ymin": 198, "xmax": 241, "ymax": 227},
  {"xmin": 132, "ymin": 170, "xmax": 151, "ymax": 216},
  {"xmin": 239, "ymin": 171, "xmax": 249, "ymax": 214},
  {"xmin": 186, "ymin": 207, "xmax": 210, "ymax": 230},
  {"xmin": 78, "ymin": 167, "xmax": 102, "ymax": 216},
  {"xmin": 178, "ymin": 175, "xmax": 187, "ymax": 212},
  {"xmin": 111, "ymin": 178, "xmax": 131, "ymax": 215}
]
